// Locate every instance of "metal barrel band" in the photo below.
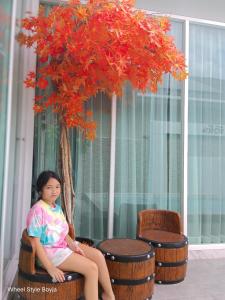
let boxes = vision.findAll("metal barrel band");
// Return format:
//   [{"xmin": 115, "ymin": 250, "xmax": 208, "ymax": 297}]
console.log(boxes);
[
  {"xmin": 138, "ymin": 236, "xmax": 188, "ymax": 249},
  {"xmin": 18, "ymin": 268, "xmax": 83, "ymax": 283},
  {"xmin": 103, "ymin": 251, "xmax": 154, "ymax": 262},
  {"xmin": 111, "ymin": 273, "xmax": 155, "ymax": 286},
  {"xmin": 156, "ymin": 259, "xmax": 188, "ymax": 267},
  {"xmin": 155, "ymin": 278, "xmax": 185, "ymax": 285}
]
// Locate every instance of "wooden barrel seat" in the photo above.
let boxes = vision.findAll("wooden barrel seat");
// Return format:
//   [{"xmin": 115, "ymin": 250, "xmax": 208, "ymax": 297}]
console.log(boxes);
[
  {"xmin": 137, "ymin": 209, "xmax": 182, "ymax": 235},
  {"xmin": 97, "ymin": 238, "xmax": 155, "ymax": 300},
  {"xmin": 17, "ymin": 229, "xmax": 87, "ymax": 300},
  {"xmin": 138, "ymin": 230, "xmax": 188, "ymax": 284}
]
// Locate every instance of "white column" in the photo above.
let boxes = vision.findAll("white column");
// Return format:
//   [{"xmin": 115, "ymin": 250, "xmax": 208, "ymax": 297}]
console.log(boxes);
[
  {"xmin": 181, "ymin": 20, "xmax": 189, "ymax": 236},
  {"xmin": 107, "ymin": 94, "xmax": 117, "ymax": 238},
  {"xmin": 0, "ymin": 0, "xmax": 19, "ymax": 298},
  {"xmin": 0, "ymin": 0, "xmax": 39, "ymax": 299}
]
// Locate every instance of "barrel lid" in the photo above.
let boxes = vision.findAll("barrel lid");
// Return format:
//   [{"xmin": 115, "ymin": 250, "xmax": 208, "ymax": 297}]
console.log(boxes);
[
  {"xmin": 138, "ymin": 230, "xmax": 188, "ymax": 248},
  {"xmin": 96, "ymin": 238, "xmax": 154, "ymax": 262}
]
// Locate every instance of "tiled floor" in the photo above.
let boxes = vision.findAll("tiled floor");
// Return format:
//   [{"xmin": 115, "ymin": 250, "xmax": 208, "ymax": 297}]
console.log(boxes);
[
  {"xmin": 8, "ymin": 250, "xmax": 225, "ymax": 300},
  {"xmin": 153, "ymin": 254, "xmax": 225, "ymax": 300}
]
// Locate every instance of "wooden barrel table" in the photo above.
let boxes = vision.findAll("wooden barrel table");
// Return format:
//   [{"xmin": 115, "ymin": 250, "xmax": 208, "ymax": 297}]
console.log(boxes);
[
  {"xmin": 138, "ymin": 230, "xmax": 188, "ymax": 284},
  {"xmin": 97, "ymin": 238, "xmax": 155, "ymax": 300}
]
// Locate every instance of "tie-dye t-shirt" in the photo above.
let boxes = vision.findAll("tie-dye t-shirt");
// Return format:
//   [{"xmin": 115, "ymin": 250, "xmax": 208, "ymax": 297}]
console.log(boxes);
[{"xmin": 26, "ymin": 199, "xmax": 73, "ymax": 266}]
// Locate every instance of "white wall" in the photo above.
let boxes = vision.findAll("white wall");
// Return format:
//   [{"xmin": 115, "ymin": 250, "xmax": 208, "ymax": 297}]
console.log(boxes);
[
  {"xmin": 1, "ymin": 0, "xmax": 39, "ymax": 298},
  {"xmin": 136, "ymin": 0, "xmax": 225, "ymax": 23}
]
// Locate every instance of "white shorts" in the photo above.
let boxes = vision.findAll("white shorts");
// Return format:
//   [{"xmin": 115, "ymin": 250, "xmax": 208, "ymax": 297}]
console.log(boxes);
[
  {"xmin": 37, "ymin": 241, "xmax": 80, "ymax": 267},
  {"xmin": 50, "ymin": 247, "xmax": 74, "ymax": 267}
]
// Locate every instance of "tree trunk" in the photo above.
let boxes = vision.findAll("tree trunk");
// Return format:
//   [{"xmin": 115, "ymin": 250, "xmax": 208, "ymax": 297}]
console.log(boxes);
[{"xmin": 59, "ymin": 121, "xmax": 75, "ymax": 238}]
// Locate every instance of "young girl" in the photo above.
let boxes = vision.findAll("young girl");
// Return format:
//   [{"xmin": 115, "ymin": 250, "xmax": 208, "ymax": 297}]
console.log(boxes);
[{"xmin": 26, "ymin": 170, "xmax": 115, "ymax": 300}]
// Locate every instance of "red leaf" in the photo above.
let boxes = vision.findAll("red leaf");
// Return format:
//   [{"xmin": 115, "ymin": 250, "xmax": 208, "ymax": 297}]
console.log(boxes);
[
  {"xmin": 37, "ymin": 77, "xmax": 48, "ymax": 89},
  {"xmin": 19, "ymin": 0, "xmax": 187, "ymax": 139},
  {"xmin": 33, "ymin": 104, "xmax": 44, "ymax": 113}
]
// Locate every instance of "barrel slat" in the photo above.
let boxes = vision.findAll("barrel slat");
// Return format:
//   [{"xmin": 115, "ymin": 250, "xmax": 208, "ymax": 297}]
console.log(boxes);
[
  {"xmin": 133, "ymin": 260, "xmax": 154, "ymax": 279},
  {"xmin": 164, "ymin": 248, "xmax": 177, "ymax": 262},
  {"xmin": 29, "ymin": 281, "xmax": 46, "ymax": 300},
  {"xmin": 120, "ymin": 261, "xmax": 134, "ymax": 279},
  {"xmin": 17, "ymin": 276, "xmax": 31, "ymax": 300},
  {"xmin": 177, "ymin": 264, "xmax": 187, "ymax": 280},
  {"xmin": 19, "ymin": 248, "xmax": 36, "ymax": 274},
  {"xmin": 106, "ymin": 261, "xmax": 120, "ymax": 278},
  {"xmin": 47, "ymin": 279, "xmax": 84, "ymax": 300},
  {"xmin": 112, "ymin": 282, "xmax": 153, "ymax": 300},
  {"xmin": 176, "ymin": 245, "xmax": 188, "ymax": 261},
  {"xmin": 45, "ymin": 283, "xmax": 57, "ymax": 300}
]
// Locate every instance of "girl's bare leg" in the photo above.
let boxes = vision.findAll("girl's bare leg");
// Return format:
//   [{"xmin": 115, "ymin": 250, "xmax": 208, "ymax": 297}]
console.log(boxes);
[
  {"xmin": 79, "ymin": 244, "xmax": 115, "ymax": 300},
  {"xmin": 57, "ymin": 252, "xmax": 98, "ymax": 300}
]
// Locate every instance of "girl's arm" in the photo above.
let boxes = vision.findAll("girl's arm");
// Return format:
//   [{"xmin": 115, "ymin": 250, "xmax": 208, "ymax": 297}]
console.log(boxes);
[
  {"xmin": 65, "ymin": 234, "xmax": 75, "ymax": 248},
  {"xmin": 65, "ymin": 234, "xmax": 85, "ymax": 256},
  {"xmin": 31, "ymin": 237, "xmax": 65, "ymax": 282}
]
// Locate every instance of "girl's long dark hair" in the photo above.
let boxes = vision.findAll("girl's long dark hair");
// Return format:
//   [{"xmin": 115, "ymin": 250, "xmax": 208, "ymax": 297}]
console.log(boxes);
[{"xmin": 36, "ymin": 170, "xmax": 61, "ymax": 200}]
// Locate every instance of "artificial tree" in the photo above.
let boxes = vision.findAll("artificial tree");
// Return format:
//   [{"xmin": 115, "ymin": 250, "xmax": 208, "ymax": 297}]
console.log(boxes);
[{"xmin": 17, "ymin": 0, "xmax": 187, "ymax": 235}]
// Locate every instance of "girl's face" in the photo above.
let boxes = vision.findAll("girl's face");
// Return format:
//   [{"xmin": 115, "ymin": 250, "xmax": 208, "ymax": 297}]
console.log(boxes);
[{"xmin": 41, "ymin": 177, "xmax": 61, "ymax": 205}]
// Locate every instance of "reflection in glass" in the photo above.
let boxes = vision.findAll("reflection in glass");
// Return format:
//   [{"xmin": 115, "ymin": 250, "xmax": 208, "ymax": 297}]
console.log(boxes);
[
  {"xmin": 114, "ymin": 21, "xmax": 183, "ymax": 238},
  {"xmin": 188, "ymin": 24, "xmax": 225, "ymax": 243}
]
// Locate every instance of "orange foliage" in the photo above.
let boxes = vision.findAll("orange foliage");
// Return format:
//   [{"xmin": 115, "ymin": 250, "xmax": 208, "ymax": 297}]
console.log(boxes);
[{"xmin": 17, "ymin": 0, "xmax": 187, "ymax": 140}]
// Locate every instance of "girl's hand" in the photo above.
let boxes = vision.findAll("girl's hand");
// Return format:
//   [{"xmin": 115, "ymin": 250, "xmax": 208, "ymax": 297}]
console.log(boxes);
[
  {"xmin": 70, "ymin": 241, "xmax": 86, "ymax": 256},
  {"xmin": 74, "ymin": 246, "xmax": 85, "ymax": 256},
  {"xmin": 47, "ymin": 266, "xmax": 65, "ymax": 283}
]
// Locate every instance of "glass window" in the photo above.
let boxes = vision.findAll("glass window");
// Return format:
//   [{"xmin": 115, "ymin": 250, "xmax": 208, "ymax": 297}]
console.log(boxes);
[
  {"xmin": 32, "ymin": 108, "xmax": 60, "ymax": 202},
  {"xmin": 0, "ymin": 0, "xmax": 23, "ymax": 295},
  {"xmin": 73, "ymin": 95, "xmax": 111, "ymax": 240},
  {"xmin": 188, "ymin": 24, "xmax": 225, "ymax": 244},
  {"xmin": 32, "ymin": 94, "xmax": 111, "ymax": 241},
  {"xmin": 114, "ymin": 21, "xmax": 184, "ymax": 238},
  {"xmin": 0, "ymin": 0, "xmax": 12, "ymax": 229}
]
